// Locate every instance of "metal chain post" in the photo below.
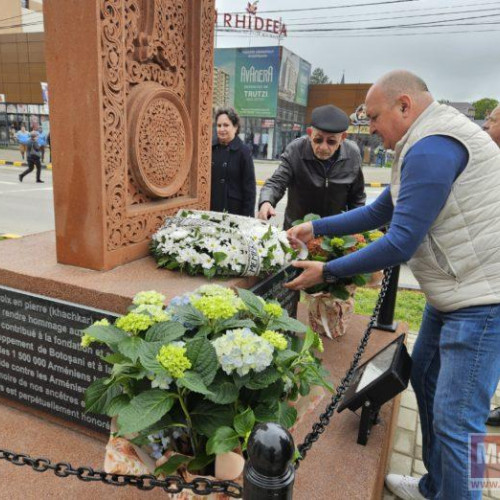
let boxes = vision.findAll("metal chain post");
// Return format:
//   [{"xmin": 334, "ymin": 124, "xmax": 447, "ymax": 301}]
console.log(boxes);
[
  {"xmin": 0, "ymin": 449, "xmax": 243, "ymax": 497},
  {"xmin": 295, "ymin": 267, "xmax": 394, "ymax": 468},
  {"xmin": 0, "ymin": 268, "xmax": 397, "ymax": 495}
]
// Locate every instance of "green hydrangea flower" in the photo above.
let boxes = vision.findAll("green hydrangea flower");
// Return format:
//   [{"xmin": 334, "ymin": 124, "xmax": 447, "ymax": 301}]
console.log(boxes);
[
  {"xmin": 132, "ymin": 304, "xmax": 170, "ymax": 323},
  {"xmin": 156, "ymin": 344, "xmax": 192, "ymax": 378},
  {"xmin": 93, "ymin": 318, "xmax": 110, "ymax": 326},
  {"xmin": 264, "ymin": 302, "xmax": 282, "ymax": 318},
  {"xmin": 80, "ymin": 334, "xmax": 96, "ymax": 348},
  {"xmin": 197, "ymin": 285, "xmax": 235, "ymax": 298},
  {"xmin": 330, "ymin": 237, "xmax": 345, "ymax": 248},
  {"xmin": 261, "ymin": 330, "xmax": 288, "ymax": 351},
  {"xmin": 191, "ymin": 295, "xmax": 238, "ymax": 320},
  {"xmin": 116, "ymin": 312, "xmax": 154, "ymax": 335},
  {"xmin": 132, "ymin": 290, "xmax": 166, "ymax": 307}
]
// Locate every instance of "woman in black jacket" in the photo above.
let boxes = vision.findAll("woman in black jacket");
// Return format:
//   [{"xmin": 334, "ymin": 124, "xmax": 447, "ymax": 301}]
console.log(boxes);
[{"xmin": 211, "ymin": 108, "xmax": 256, "ymax": 217}]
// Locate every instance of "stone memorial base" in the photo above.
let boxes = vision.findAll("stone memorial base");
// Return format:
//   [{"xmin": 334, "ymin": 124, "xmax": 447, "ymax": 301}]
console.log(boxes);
[
  {"xmin": 0, "ymin": 232, "xmax": 403, "ymax": 498},
  {"xmin": 0, "ymin": 309, "xmax": 404, "ymax": 499}
]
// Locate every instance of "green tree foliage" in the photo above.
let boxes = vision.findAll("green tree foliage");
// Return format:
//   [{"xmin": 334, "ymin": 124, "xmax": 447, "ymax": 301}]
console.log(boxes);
[
  {"xmin": 310, "ymin": 67, "xmax": 331, "ymax": 85},
  {"xmin": 472, "ymin": 98, "xmax": 499, "ymax": 119}
]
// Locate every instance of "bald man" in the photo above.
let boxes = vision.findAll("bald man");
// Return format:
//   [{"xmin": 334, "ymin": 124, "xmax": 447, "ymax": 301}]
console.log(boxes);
[
  {"xmin": 287, "ymin": 70, "xmax": 500, "ymax": 500},
  {"xmin": 484, "ymin": 105, "xmax": 500, "ymax": 147}
]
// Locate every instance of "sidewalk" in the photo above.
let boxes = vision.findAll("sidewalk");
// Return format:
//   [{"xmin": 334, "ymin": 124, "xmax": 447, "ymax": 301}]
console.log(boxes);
[{"xmin": 0, "ymin": 146, "xmax": 51, "ymax": 168}]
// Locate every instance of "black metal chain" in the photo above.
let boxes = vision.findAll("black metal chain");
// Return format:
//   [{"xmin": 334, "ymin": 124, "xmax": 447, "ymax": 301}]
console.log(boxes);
[
  {"xmin": 295, "ymin": 267, "xmax": 394, "ymax": 468},
  {"xmin": 0, "ymin": 269, "xmax": 394, "ymax": 489},
  {"xmin": 0, "ymin": 449, "xmax": 243, "ymax": 497}
]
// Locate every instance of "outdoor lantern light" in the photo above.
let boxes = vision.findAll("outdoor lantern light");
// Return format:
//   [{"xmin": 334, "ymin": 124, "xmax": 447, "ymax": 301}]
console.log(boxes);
[{"xmin": 338, "ymin": 334, "xmax": 412, "ymax": 445}]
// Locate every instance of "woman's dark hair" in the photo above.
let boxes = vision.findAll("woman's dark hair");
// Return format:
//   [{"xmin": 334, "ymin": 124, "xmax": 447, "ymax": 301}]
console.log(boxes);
[{"xmin": 215, "ymin": 107, "xmax": 240, "ymax": 133}]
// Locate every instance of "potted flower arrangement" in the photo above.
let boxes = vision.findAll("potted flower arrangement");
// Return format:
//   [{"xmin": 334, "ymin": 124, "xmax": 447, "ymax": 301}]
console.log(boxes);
[
  {"xmin": 150, "ymin": 210, "xmax": 295, "ymax": 279},
  {"xmin": 292, "ymin": 214, "xmax": 384, "ymax": 339},
  {"xmin": 81, "ymin": 285, "xmax": 331, "ymax": 494}
]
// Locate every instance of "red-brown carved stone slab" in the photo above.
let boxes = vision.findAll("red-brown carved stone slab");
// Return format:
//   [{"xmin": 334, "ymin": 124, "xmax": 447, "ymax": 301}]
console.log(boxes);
[{"xmin": 43, "ymin": 0, "xmax": 215, "ymax": 270}]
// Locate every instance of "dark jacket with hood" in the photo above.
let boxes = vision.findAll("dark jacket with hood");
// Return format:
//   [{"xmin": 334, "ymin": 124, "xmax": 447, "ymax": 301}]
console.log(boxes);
[
  {"xmin": 258, "ymin": 136, "xmax": 366, "ymax": 228},
  {"xmin": 211, "ymin": 135, "xmax": 256, "ymax": 217}
]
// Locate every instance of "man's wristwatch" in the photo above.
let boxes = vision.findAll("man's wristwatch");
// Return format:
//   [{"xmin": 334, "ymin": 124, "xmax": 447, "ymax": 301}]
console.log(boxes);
[{"xmin": 322, "ymin": 264, "xmax": 339, "ymax": 284}]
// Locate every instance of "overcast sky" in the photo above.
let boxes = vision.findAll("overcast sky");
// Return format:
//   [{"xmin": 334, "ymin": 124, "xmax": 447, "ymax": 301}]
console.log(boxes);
[{"xmin": 214, "ymin": 0, "xmax": 500, "ymax": 102}]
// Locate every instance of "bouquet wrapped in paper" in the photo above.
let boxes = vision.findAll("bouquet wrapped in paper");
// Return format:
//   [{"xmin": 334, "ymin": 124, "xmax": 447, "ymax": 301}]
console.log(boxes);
[
  {"xmin": 151, "ymin": 210, "xmax": 294, "ymax": 279},
  {"xmin": 292, "ymin": 214, "xmax": 384, "ymax": 339}
]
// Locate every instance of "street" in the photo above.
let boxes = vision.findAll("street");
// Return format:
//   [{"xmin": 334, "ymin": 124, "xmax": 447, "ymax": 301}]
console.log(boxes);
[{"xmin": 0, "ymin": 162, "xmax": 384, "ymax": 235}]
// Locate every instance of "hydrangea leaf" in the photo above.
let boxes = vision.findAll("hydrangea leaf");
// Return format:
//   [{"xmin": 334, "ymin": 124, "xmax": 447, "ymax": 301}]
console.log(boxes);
[
  {"xmin": 83, "ymin": 324, "xmax": 128, "ymax": 345},
  {"xmin": 245, "ymin": 367, "xmax": 281, "ymax": 390},
  {"xmin": 277, "ymin": 401, "xmax": 298, "ymax": 429},
  {"xmin": 186, "ymin": 337, "xmax": 218, "ymax": 386},
  {"xmin": 191, "ymin": 401, "xmax": 234, "ymax": 437},
  {"xmin": 206, "ymin": 427, "xmax": 240, "ymax": 455},
  {"xmin": 117, "ymin": 390, "xmax": 175, "ymax": 435},
  {"xmin": 84, "ymin": 378, "xmax": 121, "ymax": 415},
  {"xmin": 206, "ymin": 381, "xmax": 239, "ymax": 404},
  {"xmin": 234, "ymin": 408, "xmax": 255, "ymax": 437},
  {"xmin": 145, "ymin": 322, "xmax": 185, "ymax": 343},
  {"xmin": 106, "ymin": 394, "xmax": 130, "ymax": 417},
  {"xmin": 267, "ymin": 315, "xmax": 307, "ymax": 333},
  {"xmin": 236, "ymin": 288, "xmax": 265, "ymax": 316},
  {"xmin": 155, "ymin": 454, "xmax": 192, "ymax": 476},
  {"xmin": 177, "ymin": 371, "xmax": 213, "ymax": 396},
  {"xmin": 117, "ymin": 336, "xmax": 144, "ymax": 363}
]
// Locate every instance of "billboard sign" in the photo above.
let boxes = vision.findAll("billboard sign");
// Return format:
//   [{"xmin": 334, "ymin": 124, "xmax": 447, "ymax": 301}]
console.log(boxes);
[
  {"xmin": 278, "ymin": 47, "xmax": 311, "ymax": 106},
  {"xmin": 214, "ymin": 47, "xmax": 280, "ymax": 118}
]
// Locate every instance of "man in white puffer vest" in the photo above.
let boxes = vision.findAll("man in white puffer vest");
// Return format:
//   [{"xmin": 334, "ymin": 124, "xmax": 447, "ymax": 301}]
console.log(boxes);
[{"xmin": 285, "ymin": 70, "xmax": 500, "ymax": 499}]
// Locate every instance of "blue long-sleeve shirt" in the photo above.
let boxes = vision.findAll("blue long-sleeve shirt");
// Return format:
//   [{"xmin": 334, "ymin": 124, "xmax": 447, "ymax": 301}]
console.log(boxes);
[{"xmin": 312, "ymin": 135, "xmax": 469, "ymax": 277}]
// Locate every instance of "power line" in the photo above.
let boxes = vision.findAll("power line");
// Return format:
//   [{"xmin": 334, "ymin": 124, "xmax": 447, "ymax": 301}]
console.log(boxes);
[
  {"xmin": 288, "ymin": 12, "xmax": 500, "ymax": 31},
  {"xmin": 286, "ymin": 27, "xmax": 500, "ymax": 38},
  {"xmin": 220, "ymin": 0, "xmax": 418, "ymax": 15},
  {"xmin": 286, "ymin": 7, "xmax": 500, "ymax": 27},
  {"xmin": 0, "ymin": 21, "xmax": 43, "ymax": 31},
  {"xmin": 0, "ymin": 10, "xmax": 39, "ymax": 26},
  {"xmin": 283, "ymin": 0, "xmax": 500, "ymax": 22}
]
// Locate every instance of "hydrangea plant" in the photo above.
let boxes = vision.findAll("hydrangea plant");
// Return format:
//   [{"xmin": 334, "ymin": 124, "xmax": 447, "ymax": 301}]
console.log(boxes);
[{"xmin": 82, "ymin": 285, "xmax": 332, "ymax": 475}]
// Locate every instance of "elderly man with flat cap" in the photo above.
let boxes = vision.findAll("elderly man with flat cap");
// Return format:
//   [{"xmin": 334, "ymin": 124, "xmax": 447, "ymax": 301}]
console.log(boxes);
[{"xmin": 257, "ymin": 104, "xmax": 366, "ymax": 229}]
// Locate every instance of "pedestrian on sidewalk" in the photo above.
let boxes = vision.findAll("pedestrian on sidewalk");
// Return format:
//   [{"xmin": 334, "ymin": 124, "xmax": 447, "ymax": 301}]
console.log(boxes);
[
  {"xmin": 257, "ymin": 104, "xmax": 366, "ymax": 229},
  {"xmin": 15, "ymin": 125, "xmax": 29, "ymax": 160},
  {"xmin": 19, "ymin": 131, "xmax": 44, "ymax": 183},
  {"xmin": 286, "ymin": 70, "xmax": 500, "ymax": 500}
]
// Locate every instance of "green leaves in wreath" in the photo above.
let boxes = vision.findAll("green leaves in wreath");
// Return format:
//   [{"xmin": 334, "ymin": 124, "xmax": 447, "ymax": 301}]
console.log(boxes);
[{"xmin": 116, "ymin": 390, "xmax": 175, "ymax": 436}]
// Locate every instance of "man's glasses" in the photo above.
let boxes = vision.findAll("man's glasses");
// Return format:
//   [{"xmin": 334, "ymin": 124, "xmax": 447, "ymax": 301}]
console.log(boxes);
[{"xmin": 312, "ymin": 137, "xmax": 339, "ymax": 146}]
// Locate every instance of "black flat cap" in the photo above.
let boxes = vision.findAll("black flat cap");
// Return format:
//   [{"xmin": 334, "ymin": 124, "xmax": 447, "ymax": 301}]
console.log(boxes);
[{"xmin": 310, "ymin": 104, "xmax": 349, "ymax": 133}]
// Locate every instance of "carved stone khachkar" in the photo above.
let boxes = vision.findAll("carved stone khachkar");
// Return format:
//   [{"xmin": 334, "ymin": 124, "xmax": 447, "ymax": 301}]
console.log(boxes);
[{"xmin": 44, "ymin": 0, "xmax": 215, "ymax": 270}]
